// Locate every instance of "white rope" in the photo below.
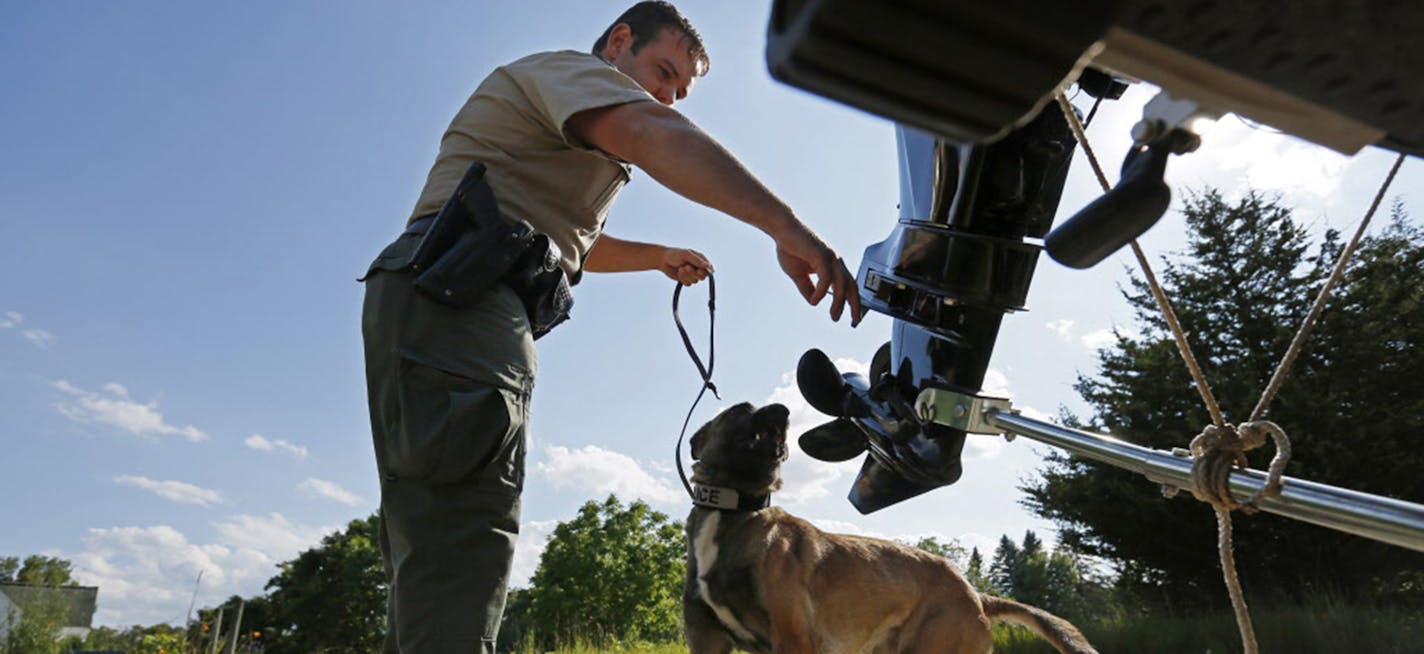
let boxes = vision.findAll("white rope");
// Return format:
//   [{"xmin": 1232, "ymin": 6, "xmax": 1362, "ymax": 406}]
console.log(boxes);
[
  {"xmin": 1055, "ymin": 90, "xmax": 1408, "ymax": 653},
  {"xmin": 1248, "ymin": 153, "xmax": 1407, "ymax": 422}
]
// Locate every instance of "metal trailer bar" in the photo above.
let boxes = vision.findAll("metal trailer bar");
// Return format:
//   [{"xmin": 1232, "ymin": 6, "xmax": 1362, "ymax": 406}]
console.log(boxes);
[{"xmin": 984, "ymin": 410, "xmax": 1424, "ymax": 553}]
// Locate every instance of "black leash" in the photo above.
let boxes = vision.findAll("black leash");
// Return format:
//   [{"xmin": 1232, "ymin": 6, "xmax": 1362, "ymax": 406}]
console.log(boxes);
[{"xmin": 673, "ymin": 274, "xmax": 719, "ymax": 498}]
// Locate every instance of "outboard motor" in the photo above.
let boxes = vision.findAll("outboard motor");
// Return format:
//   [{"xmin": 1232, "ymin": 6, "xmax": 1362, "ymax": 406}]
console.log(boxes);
[
  {"xmin": 794, "ymin": 110, "xmax": 1080, "ymax": 513},
  {"xmin": 767, "ymin": 0, "xmax": 1422, "ymax": 513},
  {"xmin": 764, "ymin": 0, "xmax": 1132, "ymax": 513}
]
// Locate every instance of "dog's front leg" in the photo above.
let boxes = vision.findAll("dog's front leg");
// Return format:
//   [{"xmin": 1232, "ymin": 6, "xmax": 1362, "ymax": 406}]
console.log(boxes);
[
  {"xmin": 768, "ymin": 616, "xmax": 816, "ymax": 654},
  {"xmin": 685, "ymin": 597, "xmax": 735, "ymax": 654},
  {"xmin": 766, "ymin": 596, "xmax": 816, "ymax": 654}
]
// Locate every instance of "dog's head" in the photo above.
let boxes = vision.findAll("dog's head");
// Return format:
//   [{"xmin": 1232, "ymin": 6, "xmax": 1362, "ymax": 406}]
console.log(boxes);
[{"xmin": 689, "ymin": 402, "xmax": 790, "ymax": 495}]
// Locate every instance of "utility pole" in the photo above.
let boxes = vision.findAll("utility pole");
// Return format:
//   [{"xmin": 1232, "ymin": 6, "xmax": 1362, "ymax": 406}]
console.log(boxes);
[
  {"xmin": 208, "ymin": 607, "xmax": 225, "ymax": 654},
  {"xmin": 224, "ymin": 599, "xmax": 245, "ymax": 654},
  {"xmin": 185, "ymin": 570, "xmax": 203, "ymax": 625}
]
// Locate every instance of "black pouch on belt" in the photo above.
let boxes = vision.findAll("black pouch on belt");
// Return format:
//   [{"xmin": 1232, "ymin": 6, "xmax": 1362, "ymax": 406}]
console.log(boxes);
[
  {"xmin": 409, "ymin": 161, "xmax": 574, "ymax": 338},
  {"xmin": 505, "ymin": 233, "xmax": 574, "ymax": 339}
]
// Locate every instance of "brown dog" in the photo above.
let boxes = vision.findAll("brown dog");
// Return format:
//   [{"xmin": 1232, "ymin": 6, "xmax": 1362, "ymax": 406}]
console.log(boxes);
[{"xmin": 683, "ymin": 402, "xmax": 1097, "ymax": 654}]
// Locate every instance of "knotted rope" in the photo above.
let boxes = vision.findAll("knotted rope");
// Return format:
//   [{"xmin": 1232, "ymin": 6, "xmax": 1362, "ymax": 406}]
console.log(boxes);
[
  {"xmin": 1054, "ymin": 91, "xmax": 1407, "ymax": 654},
  {"xmin": 1189, "ymin": 421, "xmax": 1291, "ymax": 512}
]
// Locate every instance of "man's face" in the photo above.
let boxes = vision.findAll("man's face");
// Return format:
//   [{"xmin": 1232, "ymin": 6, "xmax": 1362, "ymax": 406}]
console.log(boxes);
[{"xmin": 604, "ymin": 25, "xmax": 698, "ymax": 106}]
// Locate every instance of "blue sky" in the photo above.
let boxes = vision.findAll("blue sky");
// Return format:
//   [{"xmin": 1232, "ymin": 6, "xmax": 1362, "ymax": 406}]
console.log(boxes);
[{"xmin": 2, "ymin": 1, "xmax": 1418, "ymax": 627}]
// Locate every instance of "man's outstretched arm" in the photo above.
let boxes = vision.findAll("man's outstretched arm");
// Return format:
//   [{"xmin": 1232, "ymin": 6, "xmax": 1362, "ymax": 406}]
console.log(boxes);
[{"xmin": 566, "ymin": 101, "xmax": 862, "ymax": 325}]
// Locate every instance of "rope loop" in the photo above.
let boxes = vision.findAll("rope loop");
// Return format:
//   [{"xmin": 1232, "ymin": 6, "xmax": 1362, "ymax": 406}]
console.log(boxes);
[{"xmin": 1239, "ymin": 420, "xmax": 1291, "ymax": 505}]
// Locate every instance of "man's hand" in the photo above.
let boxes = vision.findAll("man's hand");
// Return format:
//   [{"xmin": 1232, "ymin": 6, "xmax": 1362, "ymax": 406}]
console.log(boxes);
[
  {"xmin": 773, "ymin": 224, "xmax": 863, "ymax": 326},
  {"xmin": 660, "ymin": 247, "xmax": 713, "ymax": 286}
]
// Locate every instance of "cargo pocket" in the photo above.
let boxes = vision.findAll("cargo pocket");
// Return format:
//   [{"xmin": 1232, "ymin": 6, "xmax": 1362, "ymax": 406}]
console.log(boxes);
[{"xmin": 388, "ymin": 353, "xmax": 527, "ymax": 488}]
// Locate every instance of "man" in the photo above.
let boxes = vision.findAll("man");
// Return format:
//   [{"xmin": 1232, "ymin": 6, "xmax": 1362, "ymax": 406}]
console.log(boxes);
[{"xmin": 361, "ymin": 2, "xmax": 863, "ymax": 651}]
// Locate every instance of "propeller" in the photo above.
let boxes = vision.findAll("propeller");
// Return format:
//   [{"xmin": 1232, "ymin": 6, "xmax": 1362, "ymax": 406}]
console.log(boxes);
[
  {"xmin": 798, "ymin": 419, "xmax": 867, "ymax": 462},
  {"xmin": 796, "ymin": 348, "xmax": 851, "ymax": 416}
]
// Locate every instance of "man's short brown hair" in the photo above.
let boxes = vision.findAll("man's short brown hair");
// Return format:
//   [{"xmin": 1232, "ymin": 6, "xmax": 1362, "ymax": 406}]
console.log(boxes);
[{"xmin": 592, "ymin": 1, "xmax": 710, "ymax": 76}]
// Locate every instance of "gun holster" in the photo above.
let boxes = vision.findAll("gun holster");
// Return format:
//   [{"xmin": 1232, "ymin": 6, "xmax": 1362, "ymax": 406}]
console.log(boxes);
[{"xmin": 409, "ymin": 161, "xmax": 573, "ymax": 339}]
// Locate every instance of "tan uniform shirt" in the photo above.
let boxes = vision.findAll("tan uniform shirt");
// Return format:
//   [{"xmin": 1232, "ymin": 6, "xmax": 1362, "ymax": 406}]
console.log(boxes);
[{"xmin": 409, "ymin": 50, "xmax": 655, "ymax": 279}]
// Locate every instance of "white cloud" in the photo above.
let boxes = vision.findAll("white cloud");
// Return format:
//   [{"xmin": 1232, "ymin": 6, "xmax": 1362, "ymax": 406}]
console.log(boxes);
[
  {"xmin": 1081, "ymin": 328, "xmax": 1116, "ymax": 349},
  {"xmin": 981, "ymin": 368, "xmax": 1012, "ymax": 398},
  {"xmin": 962, "ymin": 433, "xmax": 1008, "ymax": 462},
  {"xmin": 52, "ymin": 380, "xmax": 207, "ymax": 442},
  {"xmin": 1194, "ymin": 118, "xmax": 1351, "ymax": 200},
  {"xmin": 805, "ymin": 518, "xmax": 889, "ymax": 539},
  {"xmin": 1, "ymin": 312, "xmax": 55, "ymax": 347},
  {"xmin": 245, "ymin": 434, "xmax": 308, "ymax": 459},
  {"xmin": 114, "ymin": 475, "xmax": 224, "ymax": 507},
  {"xmin": 1081, "ymin": 326, "xmax": 1137, "ymax": 350},
  {"xmin": 298, "ymin": 478, "xmax": 363, "ymax": 507},
  {"xmin": 765, "ymin": 358, "xmax": 868, "ymax": 505},
  {"xmin": 956, "ymin": 531, "xmax": 1000, "ymax": 557},
  {"xmin": 509, "ymin": 520, "xmax": 560, "ymax": 588},
  {"xmin": 795, "ymin": 522, "xmax": 997, "ymax": 566},
  {"xmin": 23, "ymin": 328, "xmax": 55, "ymax": 348},
  {"xmin": 536, "ymin": 444, "xmax": 684, "ymax": 505},
  {"xmin": 211, "ymin": 513, "xmax": 332, "ymax": 563},
  {"xmin": 1046, "ymin": 319, "xmax": 1076, "ymax": 340},
  {"xmin": 70, "ymin": 514, "xmax": 333, "ymax": 626}
]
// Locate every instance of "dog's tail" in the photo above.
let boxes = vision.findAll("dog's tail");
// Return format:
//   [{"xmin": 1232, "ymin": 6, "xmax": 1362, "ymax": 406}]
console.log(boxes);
[{"xmin": 979, "ymin": 594, "xmax": 1097, "ymax": 654}]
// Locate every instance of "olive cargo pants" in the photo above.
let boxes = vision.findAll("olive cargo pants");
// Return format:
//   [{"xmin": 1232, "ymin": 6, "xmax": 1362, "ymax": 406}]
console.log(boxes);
[{"xmin": 362, "ymin": 231, "xmax": 537, "ymax": 653}]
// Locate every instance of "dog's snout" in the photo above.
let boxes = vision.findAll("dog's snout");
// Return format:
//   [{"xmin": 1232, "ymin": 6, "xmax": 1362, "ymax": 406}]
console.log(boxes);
[{"xmin": 754, "ymin": 404, "xmax": 790, "ymax": 431}]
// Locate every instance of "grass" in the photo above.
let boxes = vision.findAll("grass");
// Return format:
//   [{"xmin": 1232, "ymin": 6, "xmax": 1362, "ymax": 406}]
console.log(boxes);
[
  {"xmin": 537, "ymin": 600, "xmax": 1423, "ymax": 654},
  {"xmin": 536, "ymin": 638, "xmax": 688, "ymax": 654},
  {"xmin": 992, "ymin": 599, "xmax": 1424, "ymax": 654}
]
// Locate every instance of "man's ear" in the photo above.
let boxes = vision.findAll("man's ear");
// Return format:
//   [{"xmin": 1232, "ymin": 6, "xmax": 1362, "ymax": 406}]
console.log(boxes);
[
  {"xmin": 689, "ymin": 424, "xmax": 710, "ymax": 461},
  {"xmin": 602, "ymin": 23, "xmax": 634, "ymax": 59}
]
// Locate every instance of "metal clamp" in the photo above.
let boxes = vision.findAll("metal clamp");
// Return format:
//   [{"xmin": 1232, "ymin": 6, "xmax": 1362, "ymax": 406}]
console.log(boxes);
[
  {"xmin": 913, "ymin": 388, "xmax": 1014, "ymax": 434},
  {"xmin": 1132, "ymin": 91, "xmax": 1222, "ymax": 154}
]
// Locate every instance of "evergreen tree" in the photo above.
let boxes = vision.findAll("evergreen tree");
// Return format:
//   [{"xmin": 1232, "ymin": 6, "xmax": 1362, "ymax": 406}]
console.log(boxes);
[
  {"xmin": 988, "ymin": 535, "xmax": 1020, "ymax": 594},
  {"xmin": 1024, "ymin": 190, "xmax": 1424, "ymax": 608},
  {"xmin": 1021, "ymin": 531, "xmax": 1042, "ymax": 559},
  {"xmin": 964, "ymin": 548, "xmax": 993, "ymax": 593}
]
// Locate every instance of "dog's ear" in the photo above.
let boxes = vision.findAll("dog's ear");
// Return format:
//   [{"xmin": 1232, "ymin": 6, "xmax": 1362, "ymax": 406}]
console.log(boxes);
[{"xmin": 689, "ymin": 423, "xmax": 710, "ymax": 461}]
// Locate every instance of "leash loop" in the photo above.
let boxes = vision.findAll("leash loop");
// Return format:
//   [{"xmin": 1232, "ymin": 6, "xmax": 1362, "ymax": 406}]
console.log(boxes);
[
  {"xmin": 673, "ymin": 274, "xmax": 719, "ymax": 498},
  {"xmin": 673, "ymin": 275, "xmax": 719, "ymax": 400}
]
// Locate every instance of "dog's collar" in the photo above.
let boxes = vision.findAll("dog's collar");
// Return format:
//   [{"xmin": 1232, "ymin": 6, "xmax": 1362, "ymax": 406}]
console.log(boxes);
[{"xmin": 691, "ymin": 484, "xmax": 770, "ymax": 512}]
